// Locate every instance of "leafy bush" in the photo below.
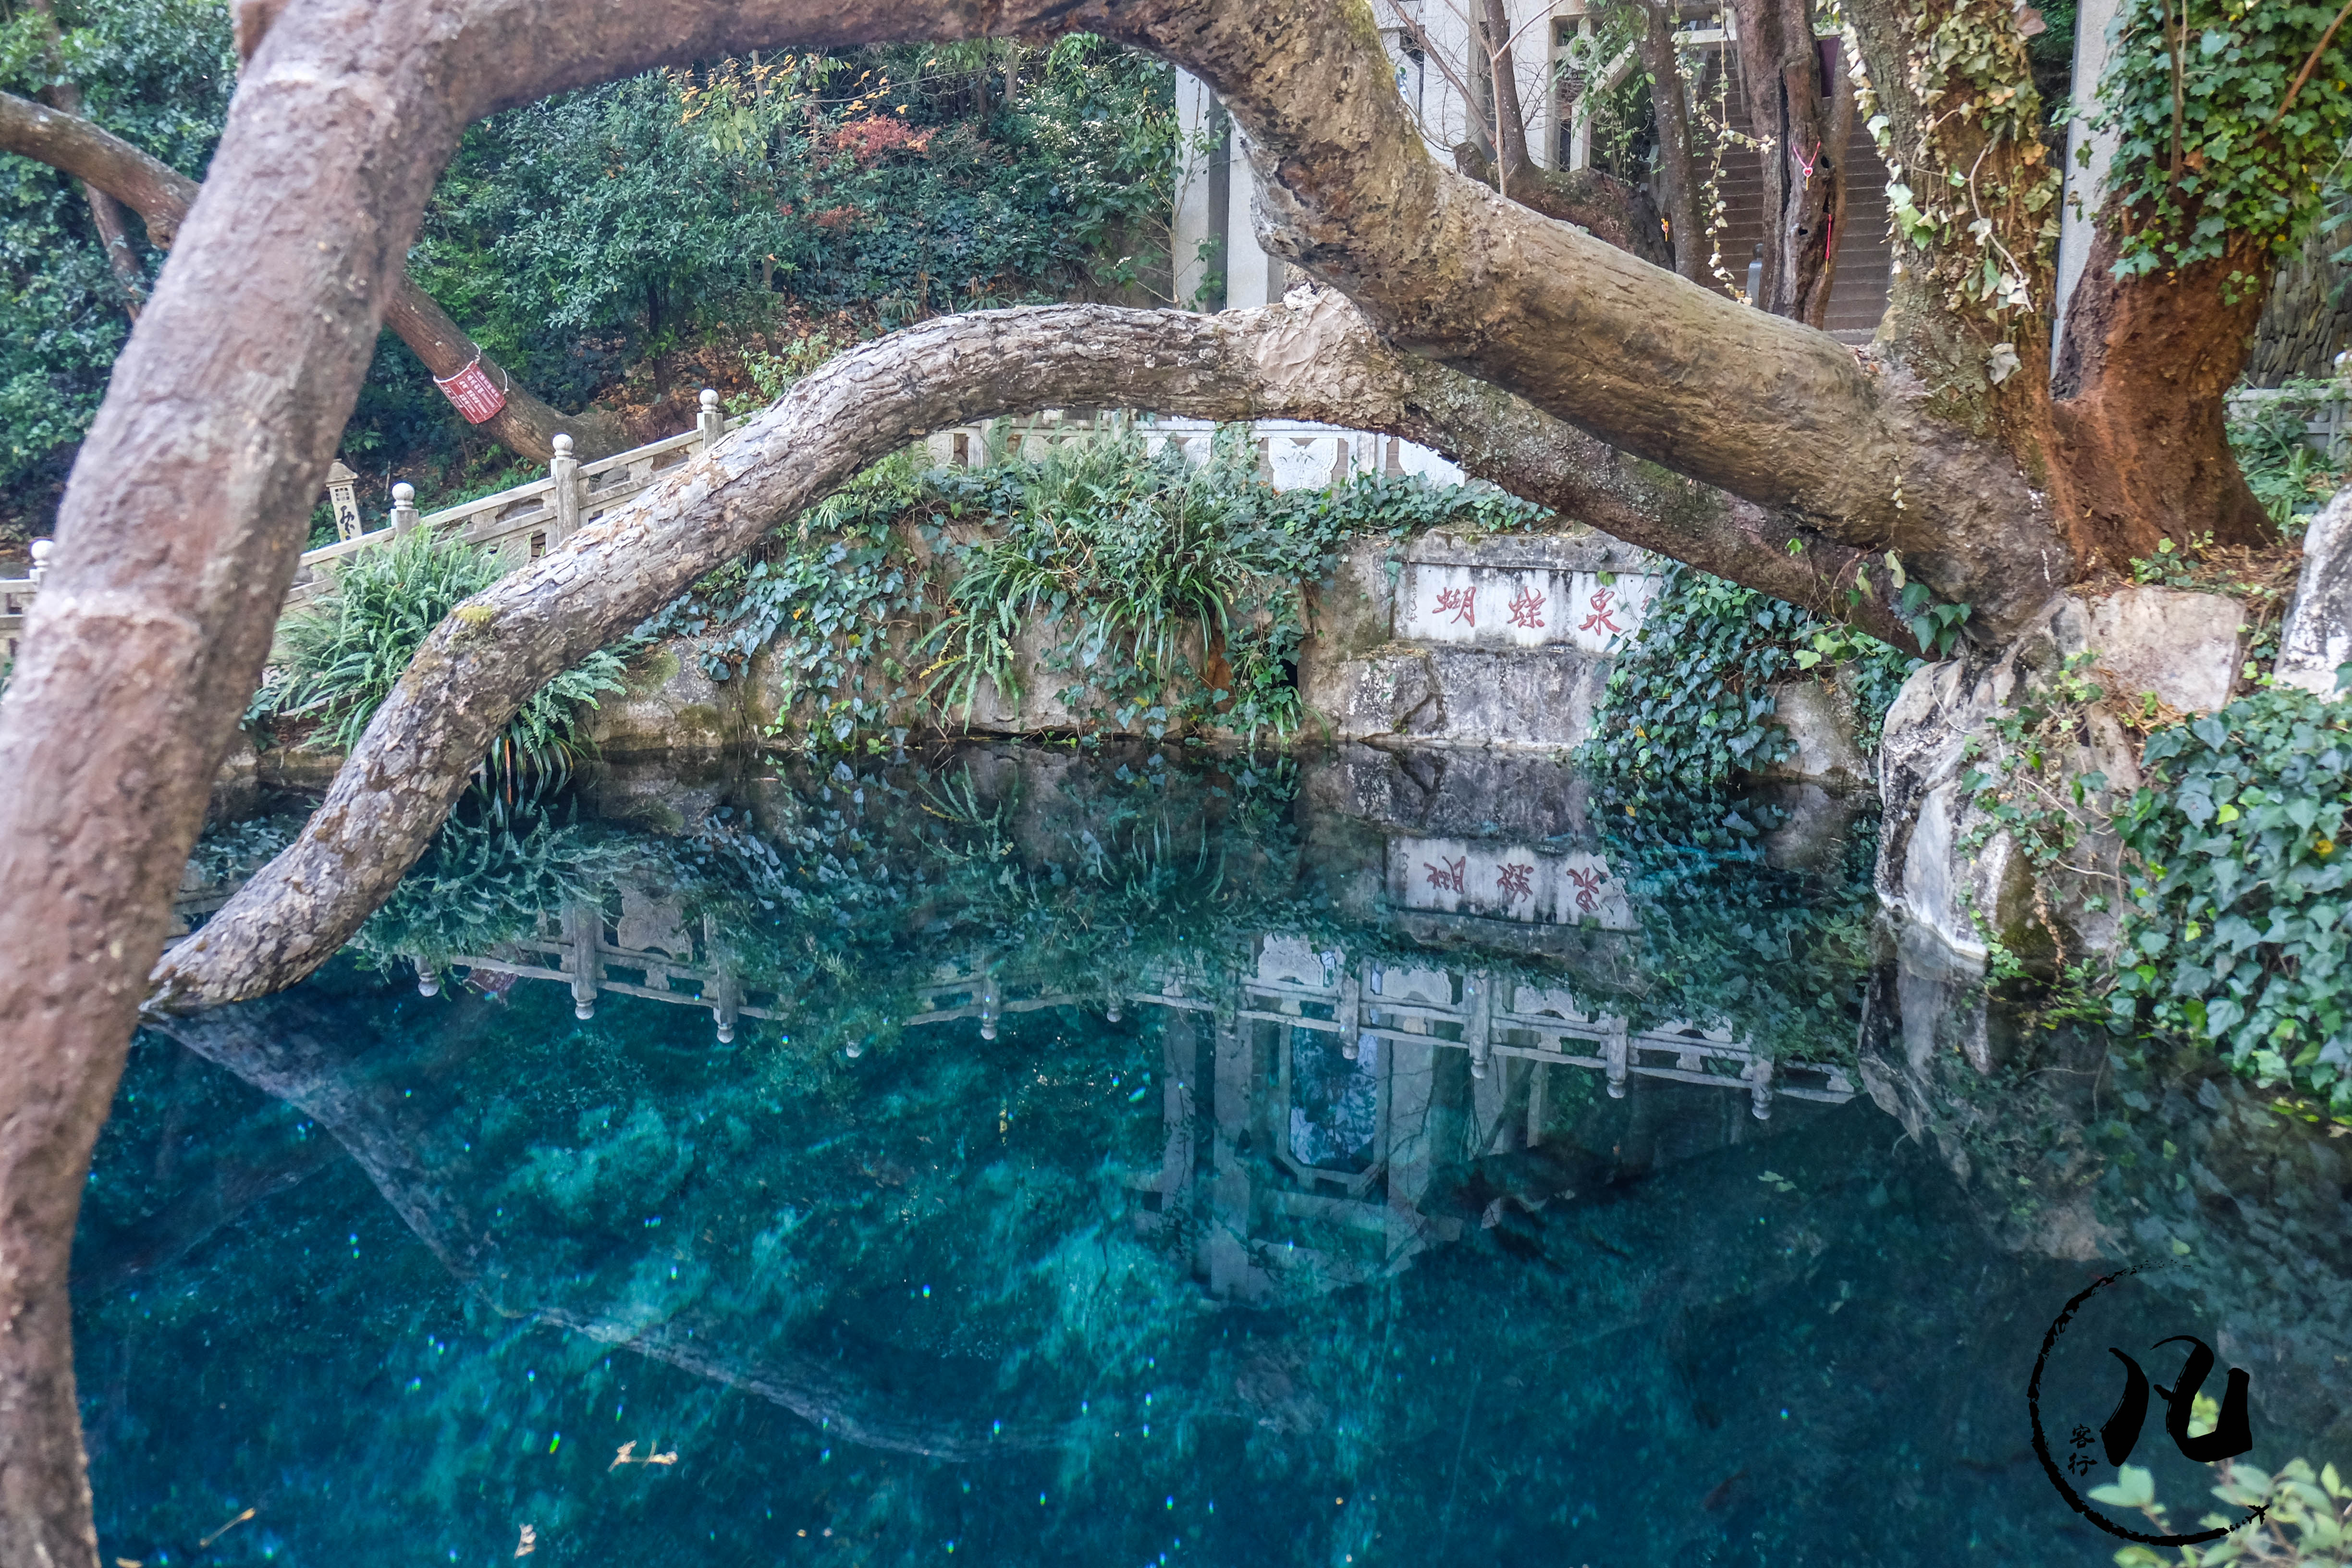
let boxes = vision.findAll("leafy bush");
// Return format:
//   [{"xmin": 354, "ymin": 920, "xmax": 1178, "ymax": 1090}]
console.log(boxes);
[
  {"xmin": 246, "ymin": 527, "xmax": 627, "ymax": 776},
  {"xmin": 656, "ymin": 427, "xmax": 1549, "ymax": 749},
  {"xmin": 2229, "ymin": 386, "xmax": 2346, "ymax": 525},
  {"xmin": 2105, "ymin": 1454, "xmax": 2352, "ymax": 1566},
  {"xmin": 1582, "ymin": 564, "xmax": 1920, "ymax": 787},
  {"xmin": 2097, "ymin": 0, "xmax": 2352, "ymax": 286},
  {"xmin": 2109, "ymin": 684, "xmax": 2352, "ymax": 1110}
]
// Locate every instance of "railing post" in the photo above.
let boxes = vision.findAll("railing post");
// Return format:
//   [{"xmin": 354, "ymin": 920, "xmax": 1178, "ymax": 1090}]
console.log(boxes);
[
  {"xmin": 696, "ymin": 388, "xmax": 724, "ymax": 452},
  {"xmin": 28, "ymin": 538, "xmax": 51, "ymax": 587},
  {"xmin": 389, "ymin": 482, "xmax": 418, "ymax": 538},
  {"xmin": 549, "ymin": 432, "xmax": 580, "ymax": 544}
]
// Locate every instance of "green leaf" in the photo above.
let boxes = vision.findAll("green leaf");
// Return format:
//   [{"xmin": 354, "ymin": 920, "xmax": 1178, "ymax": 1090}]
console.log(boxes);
[{"xmin": 2090, "ymin": 1466, "xmax": 2157, "ymax": 1508}]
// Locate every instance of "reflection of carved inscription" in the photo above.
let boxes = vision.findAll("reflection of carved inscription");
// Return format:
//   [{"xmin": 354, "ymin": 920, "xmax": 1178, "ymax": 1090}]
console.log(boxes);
[
  {"xmin": 1562, "ymin": 865, "xmax": 1605, "ymax": 913},
  {"xmin": 1433, "ymin": 586, "xmax": 1476, "ymax": 626},
  {"xmin": 1495, "ymin": 862, "xmax": 1534, "ymax": 903},
  {"xmin": 1506, "ymin": 584, "xmax": 1545, "ymax": 630},
  {"xmin": 1422, "ymin": 856, "xmax": 1468, "ymax": 894},
  {"xmin": 1578, "ymin": 587, "xmax": 1624, "ymax": 636}
]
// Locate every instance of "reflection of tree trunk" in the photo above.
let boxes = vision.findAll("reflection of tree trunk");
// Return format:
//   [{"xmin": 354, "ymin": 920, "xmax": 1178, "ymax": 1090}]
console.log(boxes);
[
  {"xmin": 2246, "ymin": 220, "xmax": 2352, "ymax": 385},
  {"xmin": 1636, "ymin": 2, "xmax": 1705, "ymax": 283},
  {"xmin": 150, "ymin": 998, "xmax": 1062, "ymax": 1460},
  {"xmin": 0, "ymin": 90, "xmax": 622, "ymax": 464}
]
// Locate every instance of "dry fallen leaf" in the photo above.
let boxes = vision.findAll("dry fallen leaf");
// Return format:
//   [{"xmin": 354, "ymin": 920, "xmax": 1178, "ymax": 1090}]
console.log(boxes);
[
  {"xmin": 515, "ymin": 1523, "xmax": 538, "ymax": 1557},
  {"xmin": 610, "ymin": 1441, "xmax": 638, "ymax": 1471},
  {"xmin": 197, "ymin": 1507, "xmax": 255, "ymax": 1549}
]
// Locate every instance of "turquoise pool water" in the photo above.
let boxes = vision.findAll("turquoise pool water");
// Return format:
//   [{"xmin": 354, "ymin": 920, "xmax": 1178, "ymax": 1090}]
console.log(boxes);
[{"xmin": 73, "ymin": 744, "xmax": 2352, "ymax": 1566}]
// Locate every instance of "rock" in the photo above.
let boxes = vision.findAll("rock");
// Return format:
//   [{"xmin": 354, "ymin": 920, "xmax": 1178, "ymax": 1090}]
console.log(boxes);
[
  {"xmin": 2060, "ymin": 584, "xmax": 2245, "ymax": 713},
  {"xmin": 1754, "ymin": 676, "xmax": 1871, "ymax": 789},
  {"xmin": 2276, "ymin": 487, "xmax": 2352, "ymax": 698},
  {"xmin": 1876, "ymin": 588, "xmax": 2193, "ymax": 968},
  {"xmin": 591, "ymin": 643, "xmax": 749, "ymax": 755}
]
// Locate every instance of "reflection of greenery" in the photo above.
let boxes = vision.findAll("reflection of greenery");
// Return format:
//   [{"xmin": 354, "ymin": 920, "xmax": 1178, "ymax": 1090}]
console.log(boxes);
[
  {"xmin": 350, "ymin": 786, "xmax": 627, "ymax": 971},
  {"xmin": 247, "ymin": 527, "xmax": 629, "ymax": 776},
  {"xmin": 1597, "ymin": 785, "xmax": 1880, "ymax": 1054},
  {"xmin": 319, "ymin": 745, "xmax": 1875, "ymax": 1080}
]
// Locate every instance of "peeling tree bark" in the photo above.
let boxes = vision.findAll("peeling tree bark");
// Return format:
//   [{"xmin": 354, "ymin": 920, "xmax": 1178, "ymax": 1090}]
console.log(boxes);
[
  {"xmin": 0, "ymin": 90, "xmax": 622, "ymax": 465},
  {"xmin": 147, "ymin": 294, "xmax": 1918, "ymax": 1014}
]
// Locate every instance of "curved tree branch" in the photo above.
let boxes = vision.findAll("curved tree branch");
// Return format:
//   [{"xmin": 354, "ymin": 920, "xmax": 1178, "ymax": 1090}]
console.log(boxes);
[
  {"xmin": 0, "ymin": 89, "xmax": 622, "ymax": 464},
  {"xmin": 151, "ymin": 294, "xmax": 1911, "ymax": 1014}
]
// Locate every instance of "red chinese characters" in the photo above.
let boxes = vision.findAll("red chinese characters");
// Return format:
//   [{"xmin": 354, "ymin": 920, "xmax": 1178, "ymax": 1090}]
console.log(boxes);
[
  {"xmin": 1433, "ymin": 586, "xmax": 1476, "ymax": 626},
  {"xmin": 1578, "ymin": 586, "xmax": 1625, "ymax": 637},
  {"xmin": 1562, "ymin": 865, "xmax": 1605, "ymax": 914},
  {"xmin": 1495, "ymin": 862, "xmax": 1534, "ymax": 903},
  {"xmin": 1507, "ymin": 583, "xmax": 1545, "ymax": 630},
  {"xmin": 1423, "ymin": 856, "xmax": 1467, "ymax": 894}
]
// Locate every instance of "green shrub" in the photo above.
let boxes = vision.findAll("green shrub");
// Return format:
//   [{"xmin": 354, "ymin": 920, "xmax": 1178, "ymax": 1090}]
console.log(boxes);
[
  {"xmin": 2228, "ymin": 386, "xmax": 2346, "ymax": 526},
  {"xmin": 660, "ymin": 428, "xmax": 1548, "ymax": 749},
  {"xmin": 246, "ymin": 527, "xmax": 627, "ymax": 777},
  {"xmin": 1581, "ymin": 564, "xmax": 1920, "ymax": 787},
  {"xmin": 2110, "ymin": 683, "xmax": 2352, "ymax": 1109}
]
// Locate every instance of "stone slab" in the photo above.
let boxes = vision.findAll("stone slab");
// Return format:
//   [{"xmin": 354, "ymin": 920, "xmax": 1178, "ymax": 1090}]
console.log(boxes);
[{"xmin": 2278, "ymin": 488, "xmax": 2352, "ymax": 698}]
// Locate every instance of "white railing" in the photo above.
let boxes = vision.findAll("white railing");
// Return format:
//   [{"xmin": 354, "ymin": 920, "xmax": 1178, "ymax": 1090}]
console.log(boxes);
[
  {"xmin": 1, "ymin": 401, "xmax": 1482, "ymax": 661},
  {"xmin": 2226, "ymin": 382, "xmax": 2352, "ymax": 456}
]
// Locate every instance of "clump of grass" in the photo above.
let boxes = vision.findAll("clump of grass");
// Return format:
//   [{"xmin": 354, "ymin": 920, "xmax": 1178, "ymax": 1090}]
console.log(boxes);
[{"xmin": 246, "ymin": 527, "xmax": 628, "ymax": 778}]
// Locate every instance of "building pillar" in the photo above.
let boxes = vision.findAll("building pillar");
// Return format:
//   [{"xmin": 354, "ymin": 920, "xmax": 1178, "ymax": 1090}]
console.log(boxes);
[
  {"xmin": 2052, "ymin": 0, "xmax": 2124, "ymax": 357},
  {"xmin": 1224, "ymin": 124, "xmax": 1281, "ymax": 309},
  {"xmin": 1173, "ymin": 71, "xmax": 1225, "ymax": 309}
]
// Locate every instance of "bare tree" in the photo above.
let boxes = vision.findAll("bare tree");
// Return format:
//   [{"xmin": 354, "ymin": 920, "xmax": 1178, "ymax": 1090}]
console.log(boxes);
[{"xmin": 0, "ymin": 0, "xmax": 2312, "ymax": 1558}]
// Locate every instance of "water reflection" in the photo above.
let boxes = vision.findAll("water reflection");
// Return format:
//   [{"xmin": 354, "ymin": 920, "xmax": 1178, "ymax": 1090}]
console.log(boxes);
[{"xmin": 74, "ymin": 744, "xmax": 2352, "ymax": 1567}]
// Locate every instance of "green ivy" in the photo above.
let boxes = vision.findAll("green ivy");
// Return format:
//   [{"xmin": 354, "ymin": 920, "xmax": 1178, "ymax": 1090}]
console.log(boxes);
[
  {"xmin": 654, "ymin": 429, "xmax": 1548, "ymax": 750},
  {"xmin": 2110, "ymin": 683, "xmax": 2352, "ymax": 1109},
  {"xmin": 2096, "ymin": 0, "xmax": 2352, "ymax": 286},
  {"xmin": 1581, "ymin": 564, "xmax": 1921, "ymax": 787}
]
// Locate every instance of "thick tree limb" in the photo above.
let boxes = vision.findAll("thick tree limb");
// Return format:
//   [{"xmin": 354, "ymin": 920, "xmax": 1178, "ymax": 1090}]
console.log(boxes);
[
  {"xmin": 0, "ymin": 89, "xmax": 621, "ymax": 464},
  {"xmin": 1096, "ymin": 0, "xmax": 2072, "ymax": 636},
  {"xmin": 151, "ymin": 294, "xmax": 1911, "ymax": 1013}
]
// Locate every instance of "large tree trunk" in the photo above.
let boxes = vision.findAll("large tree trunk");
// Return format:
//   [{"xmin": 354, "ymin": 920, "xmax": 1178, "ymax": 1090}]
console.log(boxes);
[
  {"xmin": 2051, "ymin": 229, "xmax": 2276, "ymax": 560},
  {"xmin": 150, "ymin": 293, "xmax": 1920, "ymax": 1012},
  {"xmin": 0, "ymin": 90, "xmax": 623, "ymax": 465},
  {"xmin": 1727, "ymin": 0, "xmax": 1842, "ymax": 323},
  {"xmin": 1636, "ymin": 1, "xmax": 1707, "ymax": 284}
]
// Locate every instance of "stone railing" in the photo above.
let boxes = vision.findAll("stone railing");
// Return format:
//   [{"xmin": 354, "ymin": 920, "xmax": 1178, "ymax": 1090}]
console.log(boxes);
[
  {"xmin": 2226, "ymin": 382, "xmax": 2352, "ymax": 456},
  {"xmin": 287, "ymin": 392, "xmax": 735, "ymax": 599},
  {"xmin": 2, "ymin": 403, "xmax": 1509, "ymax": 668}
]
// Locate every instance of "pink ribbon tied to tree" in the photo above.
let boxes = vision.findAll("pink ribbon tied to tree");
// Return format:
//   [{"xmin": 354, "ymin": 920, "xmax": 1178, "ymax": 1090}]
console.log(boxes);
[{"xmin": 433, "ymin": 354, "xmax": 508, "ymax": 424}]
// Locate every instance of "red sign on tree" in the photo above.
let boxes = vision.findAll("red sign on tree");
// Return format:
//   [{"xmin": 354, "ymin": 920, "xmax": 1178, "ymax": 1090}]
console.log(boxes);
[{"xmin": 434, "ymin": 357, "xmax": 508, "ymax": 425}]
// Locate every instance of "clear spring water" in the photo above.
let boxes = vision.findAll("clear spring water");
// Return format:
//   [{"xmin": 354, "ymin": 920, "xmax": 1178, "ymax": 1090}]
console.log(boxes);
[{"xmin": 73, "ymin": 744, "xmax": 2352, "ymax": 1567}]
